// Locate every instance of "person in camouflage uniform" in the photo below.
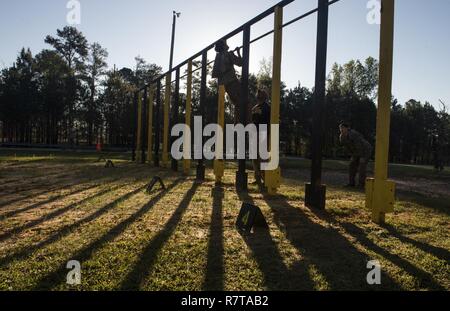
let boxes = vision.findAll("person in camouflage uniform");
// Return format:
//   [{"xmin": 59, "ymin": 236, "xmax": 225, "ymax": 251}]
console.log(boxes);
[
  {"xmin": 432, "ymin": 135, "xmax": 445, "ymax": 172},
  {"xmin": 212, "ymin": 39, "xmax": 244, "ymax": 124},
  {"xmin": 251, "ymin": 89, "xmax": 271, "ymax": 187},
  {"xmin": 339, "ymin": 123, "xmax": 373, "ymax": 188}
]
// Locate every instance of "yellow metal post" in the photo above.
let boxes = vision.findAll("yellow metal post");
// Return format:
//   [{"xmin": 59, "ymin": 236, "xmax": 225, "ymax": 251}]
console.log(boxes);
[
  {"xmin": 147, "ymin": 87, "xmax": 154, "ymax": 163},
  {"xmin": 183, "ymin": 61, "xmax": 193, "ymax": 175},
  {"xmin": 162, "ymin": 73, "xmax": 171, "ymax": 168},
  {"xmin": 264, "ymin": 6, "xmax": 283, "ymax": 195},
  {"xmin": 136, "ymin": 92, "xmax": 143, "ymax": 163},
  {"xmin": 214, "ymin": 85, "xmax": 226, "ymax": 183},
  {"xmin": 366, "ymin": 0, "xmax": 396, "ymax": 224}
]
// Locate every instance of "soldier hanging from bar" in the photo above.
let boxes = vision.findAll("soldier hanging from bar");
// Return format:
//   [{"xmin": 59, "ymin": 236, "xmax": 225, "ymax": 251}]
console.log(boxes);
[{"xmin": 212, "ymin": 39, "xmax": 244, "ymax": 124}]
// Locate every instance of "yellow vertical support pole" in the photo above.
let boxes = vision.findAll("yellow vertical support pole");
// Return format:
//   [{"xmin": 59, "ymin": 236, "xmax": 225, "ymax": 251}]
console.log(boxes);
[
  {"xmin": 366, "ymin": 0, "xmax": 396, "ymax": 224},
  {"xmin": 264, "ymin": 6, "xmax": 283, "ymax": 195},
  {"xmin": 214, "ymin": 85, "xmax": 226, "ymax": 183},
  {"xmin": 183, "ymin": 61, "xmax": 193, "ymax": 174},
  {"xmin": 147, "ymin": 86, "xmax": 154, "ymax": 163},
  {"xmin": 162, "ymin": 73, "xmax": 171, "ymax": 168},
  {"xmin": 136, "ymin": 92, "xmax": 143, "ymax": 163}
]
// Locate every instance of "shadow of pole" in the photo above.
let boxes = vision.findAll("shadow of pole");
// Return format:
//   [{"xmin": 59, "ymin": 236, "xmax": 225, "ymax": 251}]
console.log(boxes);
[
  {"xmin": 0, "ymin": 172, "xmax": 81, "ymax": 195},
  {"xmin": 30, "ymin": 178, "xmax": 185, "ymax": 290},
  {"xmin": 0, "ymin": 170, "xmax": 77, "ymax": 190},
  {"xmin": 397, "ymin": 191, "xmax": 450, "ymax": 217},
  {"xmin": 0, "ymin": 181, "xmax": 157, "ymax": 268},
  {"xmin": 0, "ymin": 175, "xmax": 131, "ymax": 220},
  {"xmin": 0, "ymin": 160, "xmax": 122, "ymax": 195},
  {"xmin": 119, "ymin": 181, "xmax": 200, "ymax": 290},
  {"xmin": 262, "ymin": 194, "xmax": 402, "ymax": 290},
  {"xmin": 0, "ymin": 182, "xmax": 79, "ymax": 209},
  {"xmin": 381, "ymin": 223, "xmax": 450, "ymax": 263},
  {"xmin": 340, "ymin": 222, "xmax": 447, "ymax": 290},
  {"xmin": 0, "ymin": 180, "xmax": 135, "ymax": 242},
  {"xmin": 203, "ymin": 185, "xmax": 225, "ymax": 291},
  {"xmin": 237, "ymin": 192, "xmax": 315, "ymax": 290},
  {"xmin": 0, "ymin": 164, "xmax": 142, "ymax": 209}
]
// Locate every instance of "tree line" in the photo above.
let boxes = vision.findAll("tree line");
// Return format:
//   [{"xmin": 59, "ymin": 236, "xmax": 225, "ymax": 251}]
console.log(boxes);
[
  {"xmin": 0, "ymin": 26, "xmax": 448, "ymax": 166},
  {"xmin": 0, "ymin": 27, "xmax": 161, "ymax": 147}
]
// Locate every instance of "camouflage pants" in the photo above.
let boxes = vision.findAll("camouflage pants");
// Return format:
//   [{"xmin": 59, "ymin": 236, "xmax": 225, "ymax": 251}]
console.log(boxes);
[
  {"xmin": 225, "ymin": 80, "xmax": 243, "ymax": 124},
  {"xmin": 349, "ymin": 156, "xmax": 368, "ymax": 187},
  {"xmin": 252, "ymin": 157, "xmax": 266, "ymax": 185},
  {"xmin": 252, "ymin": 128, "xmax": 269, "ymax": 185}
]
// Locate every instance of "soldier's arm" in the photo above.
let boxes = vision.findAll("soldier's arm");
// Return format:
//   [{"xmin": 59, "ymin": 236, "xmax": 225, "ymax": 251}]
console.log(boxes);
[{"xmin": 230, "ymin": 52, "xmax": 243, "ymax": 67}]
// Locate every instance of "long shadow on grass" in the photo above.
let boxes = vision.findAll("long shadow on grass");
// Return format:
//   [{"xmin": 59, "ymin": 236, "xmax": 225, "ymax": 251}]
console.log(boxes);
[
  {"xmin": 0, "ymin": 176, "xmax": 125, "ymax": 219},
  {"xmin": 397, "ymin": 191, "xmax": 450, "ymax": 217},
  {"xmin": 32, "ymin": 178, "xmax": 184, "ymax": 290},
  {"xmin": 0, "ymin": 183, "xmax": 77, "ymax": 209},
  {"xmin": 237, "ymin": 192, "xmax": 315, "ymax": 290},
  {"xmin": 202, "ymin": 185, "xmax": 224, "ymax": 290},
  {"xmin": 0, "ymin": 181, "xmax": 151, "ymax": 268},
  {"xmin": 0, "ymin": 170, "xmax": 72, "ymax": 189},
  {"xmin": 0, "ymin": 169, "xmax": 102, "ymax": 209},
  {"xmin": 0, "ymin": 181, "xmax": 131, "ymax": 242},
  {"xmin": 262, "ymin": 194, "xmax": 401, "ymax": 290},
  {"xmin": 0, "ymin": 172, "xmax": 77, "ymax": 195},
  {"xmin": 0, "ymin": 163, "xmax": 139, "ymax": 209},
  {"xmin": 120, "ymin": 181, "xmax": 199, "ymax": 290},
  {"xmin": 341, "ymin": 222, "xmax": 447, "ymax": 290},
  {"xmin": 382, "ymin": 224, "xmax": 450, "ymax": 263}
]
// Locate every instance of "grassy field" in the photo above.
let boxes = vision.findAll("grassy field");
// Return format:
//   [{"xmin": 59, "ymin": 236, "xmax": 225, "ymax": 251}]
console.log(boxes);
[{"xmin": 0, "ymin": 149, "xmax": 448, "ymax": 291}]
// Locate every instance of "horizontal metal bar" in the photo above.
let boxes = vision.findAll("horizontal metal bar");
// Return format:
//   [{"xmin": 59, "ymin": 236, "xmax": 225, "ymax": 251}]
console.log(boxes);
[
  {"xmin": 250, "ymin": 0, "xmax": 341, "ymax": 46},
  {"xmin": 138, "ymin": 0, "xmax": 342, "ymax": 92},
  {"xmin": 283, "ymin": 7, "xmax": 318, "ymax": 28},
  {"xmin": 139, "ymin": 0, "xmax": 294, "ymax": 92},
  {"xmin": 284, "ymin": 0, "xmax": 340, "ymax": 28},
  {"xmin": 171, "ymin": 0, "xmax": 295, "ymax": 71}
]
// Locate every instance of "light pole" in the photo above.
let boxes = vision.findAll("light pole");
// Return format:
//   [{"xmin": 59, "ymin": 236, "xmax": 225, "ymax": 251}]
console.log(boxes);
[{"xmin": 169, "ymin": 11, "xmax": 181, "ymax": 71}]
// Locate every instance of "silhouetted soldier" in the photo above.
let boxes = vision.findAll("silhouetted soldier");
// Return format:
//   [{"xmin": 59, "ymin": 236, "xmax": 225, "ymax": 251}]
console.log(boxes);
[
  {"xmin": 432, "ymin": 135, "xmax": 444, "ymax": 172},
  {"xmin": 212, "ymin": 39, "xmax": 244, "ymax": 124},
  {"xmin": 339, "ymin": 123, "xmax": 372, "ymax": 188},
  {"xmin": 251, "ymin": 89, "xmax": 271, "ymax": 186}
]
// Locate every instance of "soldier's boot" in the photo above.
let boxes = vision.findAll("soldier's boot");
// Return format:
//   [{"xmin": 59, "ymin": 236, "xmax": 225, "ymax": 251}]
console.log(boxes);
[
  {"xmin": 358, "ymin": 158, "xmax": 368, "ymax": 189},
  {"xmin": 347, "ymin": 157, "xmax": 359, "ymax": 187}
]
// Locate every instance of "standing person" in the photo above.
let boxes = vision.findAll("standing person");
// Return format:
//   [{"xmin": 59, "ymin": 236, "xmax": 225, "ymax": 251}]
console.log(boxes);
[
  {"xmin": 212, "ymin": 39, "xmax": 244, "ymax": 124},
  {"xmin": 251, "ymin": 89, "xmax": 271, "ymax": 186},
  {"xmin": 339, "ymin": 123, "xmax": 372, "ymax": 188},
  {"xmin": 432, "ymin": 135, "xmax": 444, "ymax": 172}
]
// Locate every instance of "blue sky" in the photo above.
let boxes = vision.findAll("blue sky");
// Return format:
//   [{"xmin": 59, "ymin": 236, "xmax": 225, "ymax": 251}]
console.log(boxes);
[{"xmin": 0, "ymin": 0, "xmax": 449, "ymax": 110}]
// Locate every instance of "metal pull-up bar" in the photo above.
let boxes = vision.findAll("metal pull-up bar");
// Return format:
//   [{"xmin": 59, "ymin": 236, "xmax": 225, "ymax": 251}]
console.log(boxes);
[
  {"xmin": 139, "ymin": 0, "xmax": 343, "ymax": 89},
  {"xmin": 136, "ymin": 0, "xmax": 336, "ymax": 195},
  {"xmin": 132, "ymin": 0, "xmax": 397, "ymax": 224}
]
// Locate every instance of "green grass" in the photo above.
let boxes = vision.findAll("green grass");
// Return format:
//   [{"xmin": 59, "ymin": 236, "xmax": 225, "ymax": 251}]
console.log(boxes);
[{"xmin": 0, "ymin": 150, "xmax": 448, "ymax": 291}]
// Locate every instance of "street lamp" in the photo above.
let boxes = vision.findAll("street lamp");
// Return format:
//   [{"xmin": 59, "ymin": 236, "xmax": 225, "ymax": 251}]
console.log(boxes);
[{"xmin": 169, "ymin": 11, "xmax": 181, "ymax": 71}]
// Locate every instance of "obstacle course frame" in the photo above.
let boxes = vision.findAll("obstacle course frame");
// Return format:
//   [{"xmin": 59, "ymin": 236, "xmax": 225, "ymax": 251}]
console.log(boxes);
[{"xmin": 132, "ymin": 0, "xmax": 396, "ymax": 224}]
